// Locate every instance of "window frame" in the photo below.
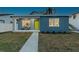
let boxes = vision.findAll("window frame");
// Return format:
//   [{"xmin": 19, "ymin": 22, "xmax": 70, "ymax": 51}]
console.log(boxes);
[{"xmin": 49, "ymin": 18, "xmax": 59, "ymax": 27}]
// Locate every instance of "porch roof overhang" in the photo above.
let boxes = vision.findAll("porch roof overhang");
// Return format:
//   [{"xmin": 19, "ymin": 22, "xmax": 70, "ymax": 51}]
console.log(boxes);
[
  {"xmin": 10, "ymin": 15, "xmax": 70, "ymax": 20},
  {"xmin": 10, "ymin": 15, "xmax": 69, "ymax": 18}
]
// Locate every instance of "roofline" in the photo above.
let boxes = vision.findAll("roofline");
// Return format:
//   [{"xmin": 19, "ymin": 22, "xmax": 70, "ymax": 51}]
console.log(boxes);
[
  {"xmin": 10, "ymin": 15, "xmax": 69, "ymax": 18},
  {"xmin": 71, "ymin": 12, "xmax": 79, "ymax": 15},
  {"xmin": 0, "ymin": 14, "xmax": 14, "ymax": 16}
]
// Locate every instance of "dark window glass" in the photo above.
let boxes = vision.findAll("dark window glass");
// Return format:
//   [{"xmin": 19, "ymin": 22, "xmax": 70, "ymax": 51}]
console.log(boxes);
[
  {"xmin": 73, "ymin": 14, "xmax": 76, "ymax": 19},
  {"xmin": 0, "ymin": 20, "xmax": 5, "ymax": 23}
]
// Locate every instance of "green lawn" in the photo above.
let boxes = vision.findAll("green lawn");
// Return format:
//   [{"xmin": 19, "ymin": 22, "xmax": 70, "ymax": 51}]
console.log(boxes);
[
  {"xmin": 39, "ymin": 32, "xmax": 79, "ymax": 52},
  {"xmin": 0, "ymin": 32, "xmax": 32, "ymax": 52}
]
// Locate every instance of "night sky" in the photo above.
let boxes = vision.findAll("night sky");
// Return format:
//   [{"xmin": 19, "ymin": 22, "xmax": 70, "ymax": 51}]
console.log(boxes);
[{"xmin": 0, "ymin": 7, "xmax": 79, "ymax": 15}]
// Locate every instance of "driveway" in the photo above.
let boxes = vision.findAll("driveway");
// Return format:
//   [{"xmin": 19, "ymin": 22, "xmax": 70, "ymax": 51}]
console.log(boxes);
[{"xmin": 20, "ymin": 32, "xmax": 38, "ymax": 52}]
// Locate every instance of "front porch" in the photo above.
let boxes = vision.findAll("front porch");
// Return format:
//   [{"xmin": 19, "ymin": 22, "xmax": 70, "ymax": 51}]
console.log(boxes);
[{"xmin": 11, "ymin": 16, "xmax": 40, "ymax": 32}]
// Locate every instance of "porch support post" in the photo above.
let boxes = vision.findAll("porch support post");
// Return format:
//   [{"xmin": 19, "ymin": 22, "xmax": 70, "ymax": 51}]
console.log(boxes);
[{"xmin": 14, "ymin": 18, "xmax": 17, "ymax": 31}]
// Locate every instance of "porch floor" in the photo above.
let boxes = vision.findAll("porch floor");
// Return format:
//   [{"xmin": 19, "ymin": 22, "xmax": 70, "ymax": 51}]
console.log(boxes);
[{"xmin": 13, "ymin": 30, "xmax": 40, "ymax": 32}]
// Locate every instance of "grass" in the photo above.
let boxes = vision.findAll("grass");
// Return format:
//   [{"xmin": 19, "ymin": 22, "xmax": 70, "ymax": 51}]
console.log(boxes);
[
  {"xmin": 0, "ymin": 32, "xmax": 32, "ymax": 52},
  {"xmin": 39, "ymin": 32, "xmax": 79, "ymax": 52}
]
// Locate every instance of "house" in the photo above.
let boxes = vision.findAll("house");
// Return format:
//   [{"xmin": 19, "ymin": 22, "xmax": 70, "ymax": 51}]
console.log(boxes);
[
  {"xmin": 0, "ymin": 14, "xmax": 13, "ymax": 32},
  {"xmin": 10, "ymin": 15, "xmax": 69, "ymax": 32},
  {"xmin": 69, "ymin": 12, "xmax": 79, "ymax": 31},
  {"xmin": 0, "ymin": 8, "xmax": 70, "ymax": 33}
]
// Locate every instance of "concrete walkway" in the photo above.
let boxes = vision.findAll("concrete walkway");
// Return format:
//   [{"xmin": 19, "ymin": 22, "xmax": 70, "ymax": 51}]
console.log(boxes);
[
  {"xmin": 71, "ymin": 31, "xmax": 79, "ymax": 33},
  {"xmin": 20, "ymin": 32, "xmax": 38, "ymax": 52}
]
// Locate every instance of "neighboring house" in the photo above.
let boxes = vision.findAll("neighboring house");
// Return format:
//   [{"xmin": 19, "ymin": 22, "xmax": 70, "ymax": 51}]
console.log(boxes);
[
  {"xmin": 10, "ymin": 15, "xmax": 69, "ymax": 32},
  {"xmin": 0, "ymin": 14, "xmax": 13, "ymax": 32},
  {"xmin": 69, "ymin": 13, "xmax": 79, "ymax": 31}
]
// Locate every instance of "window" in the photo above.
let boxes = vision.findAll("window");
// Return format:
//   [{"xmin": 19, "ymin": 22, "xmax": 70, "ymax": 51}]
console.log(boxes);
[
  {"xmin": 22, "ymin": 18, "xmax": 31, "ymax": 30},
  {"xmin": 49, "ymin": 18, "xmax": 59, "ymax": 27},
  {"xmin": 10, "ymin": 21, "xmax": 13, "ymax": 23},
  {"xmin": 73, "ymin": 14, "xmax": 76, "ymax": 19},
  {"xmin": 0, "ymin": 20, "xmax": 5, "ymax": 23}
]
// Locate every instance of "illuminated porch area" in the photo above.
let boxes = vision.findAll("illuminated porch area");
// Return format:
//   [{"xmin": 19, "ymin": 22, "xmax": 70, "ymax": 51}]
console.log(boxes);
[{"xmin": 11, "ymin": 16, "xmax": 40, "ymax": 32}]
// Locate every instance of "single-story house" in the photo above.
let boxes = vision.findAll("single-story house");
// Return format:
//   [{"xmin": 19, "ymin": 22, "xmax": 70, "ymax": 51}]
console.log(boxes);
[
  {"xmin": 0, "ymin": 13, "xmax": 70, "ymax": 33},
  {"xmin": 10, "ymin": 15, "xmax": 69, "ymax": 32},
  {"xmin": 69, "ymin": 12, "xmax": 79, "ymax": 31}
]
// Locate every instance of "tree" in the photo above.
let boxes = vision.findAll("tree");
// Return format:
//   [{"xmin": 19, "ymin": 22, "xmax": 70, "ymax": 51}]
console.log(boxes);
[{"xmin": 46, "ymin": 7, "xmax": 55, "ymax": 15}]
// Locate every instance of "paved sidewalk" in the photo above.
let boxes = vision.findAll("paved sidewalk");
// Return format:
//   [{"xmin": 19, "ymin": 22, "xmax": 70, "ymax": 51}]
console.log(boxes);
[
  {"xmin": 71, "ymin": 31, "xmax": 79, "ymax": 33},
  {"xmin": 20, "ymin": 32, "xmax": 38, "ymax": 52}
]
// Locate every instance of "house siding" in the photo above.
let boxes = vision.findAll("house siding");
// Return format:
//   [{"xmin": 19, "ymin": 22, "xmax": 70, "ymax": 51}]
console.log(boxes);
[
  {"xmin": 40, "ymin": 16, "xmax": 69, "ymax": 32},
  {"xmin": 69, "ymin": 14, "xmax": 79, "ymax": 30},
  {"xmin": 0, "ymin": 16, "xmax": 13, "ymax": 24},
  {"xmin": 0, "ymin": 16, "xmax": 13, "ymax": 32},
  {"xmin": 0, "ymin": 23, "xmax": 12, "ymax": 32}
]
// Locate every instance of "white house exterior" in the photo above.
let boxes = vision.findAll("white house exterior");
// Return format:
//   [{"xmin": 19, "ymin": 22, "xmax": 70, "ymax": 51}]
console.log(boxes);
[
  {"xmin": 0, "ymin": 14, "xmax": 13, "ymax": 32},
  {"xmin": 69, "ymin": 13, "xmax": 79, "ymax": 30}
]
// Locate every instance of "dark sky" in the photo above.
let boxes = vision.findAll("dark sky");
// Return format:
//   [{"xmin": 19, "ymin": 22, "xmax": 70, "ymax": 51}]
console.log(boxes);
[{"xmin": 0, "ymin": 7, "xmax": 79, "ymax": 15}]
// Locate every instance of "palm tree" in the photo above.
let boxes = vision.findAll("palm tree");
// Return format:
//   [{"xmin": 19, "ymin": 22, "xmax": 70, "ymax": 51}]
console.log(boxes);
[{"xmin": 46, "ymin": 7, "xmax": 56, "ymax": 15}]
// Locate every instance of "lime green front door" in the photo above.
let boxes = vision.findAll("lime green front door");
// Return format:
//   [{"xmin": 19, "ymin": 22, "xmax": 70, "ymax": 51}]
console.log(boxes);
[{"xmin": 34, "ymin": 20, "xmax": 39, "ymax": 30}]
